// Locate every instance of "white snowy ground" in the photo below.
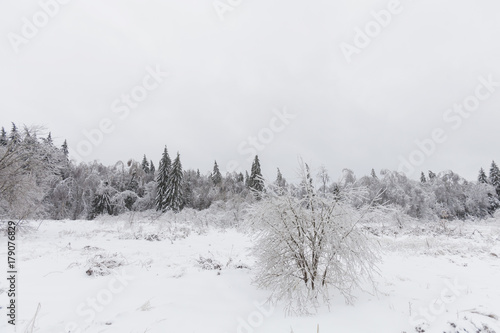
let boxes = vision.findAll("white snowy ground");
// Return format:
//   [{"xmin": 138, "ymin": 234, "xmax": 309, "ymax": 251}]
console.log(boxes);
[{"xmin": 1, "ymin": 214, "xmax": 499, "ymax": 333}]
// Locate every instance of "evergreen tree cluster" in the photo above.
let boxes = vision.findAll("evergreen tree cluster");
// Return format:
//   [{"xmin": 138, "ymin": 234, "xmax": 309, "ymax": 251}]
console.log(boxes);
[{"xmin": 155, "ymin": 148, "xmax": 184, "ymax": 213}]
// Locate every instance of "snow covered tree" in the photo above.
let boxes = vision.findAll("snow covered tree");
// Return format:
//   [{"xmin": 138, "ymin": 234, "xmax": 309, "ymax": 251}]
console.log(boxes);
[
  {"xmin": 61, "ymin": 140, "xmax": 69, "ymax": 159},
  {"xmin": 249, "ymin": 155, "xmax": 264, "ymax": 196},
  {"xmin": 250, "ymin": 163, "xmax": 380, "ymax": 314},
  {"xmin": 111, "ymin": 190, "xmax": 138, "ymax": 215},
  {"xmin": 141, "ymin": 155, "xmax": 150, "ymax": 174},
  {"xmin": 317, "ymin": 166, "xmax": 330, "ymax": 194},
  {"xmin": 88, "ymin": 181, "xmax": 116, "ymax": 219},
  {"xmin": 133, "ymin": 180, "xmax": 156, "ymax": 211},
  {"xmin": 49, "ymin": 179, "xmax": 72, "ymax": 219},
  {"xmin": 420, "ymin": 172, "xmax": 427, "ymax": 183},
  {"xmin": 0, "ymin": 127, "xmax": 7, "ymax": 146},
  {"xmin": 125, "ymin": 159, "xmax": 147, "ymax": 191},
  {"xmin": 370, "ymin": 168, "xmax": 377, "ymax": 179},
  {"xmin": 149, "ymin": 160, "xmax": 155, "ymax": 175},
  {"xmin": 0, "ymin": 125, "xmax": 65, "ymax": 219},
  {"xmin": 211, "ymin": 160, "xmax": 222, "ymax": 185},
  {"xmin": 163, "ymin": 152, "xmax": 184, "ymax": 212},
  {"xmin": 245, "ymin": 171, "xmax": 250, "ymax": 187},
  {"xmin": 182, "ymin": 169, "xmax": 214, "ymax": 210},
  {"xmin": 464, "ymin": 181, "xmax": 497, "ymax": 218},
  {"xmin": 9, "ymin": 123, "xmax": 20, "ymax": 145},
  {"xmin": 489, "ymin": 161, "xmax": 500, "ymax": 198},
  {"xmin": 45, "ymin": 132, "xmax": 53, "ymax": 145},
  {"xmin": 478, "ymin": 168, "xmax": 488, "ymax": 184},
  {"xmin": 428, "ymin": 170, "xmax": 436, "ymax": 180},
  {"xmin": 237, "ymin": 172, "xmax": 244, "ymax": 183},
  {"xmin": 275, "ymin": 168, "xmax": 286, "ymax": 189},
  {"xmin": 340, "ymin": 168, "xmax": 356, "ymax": 187},
  {"xmin": 155, "ymin": 146, "xmax": 171, "ymax": 211}
]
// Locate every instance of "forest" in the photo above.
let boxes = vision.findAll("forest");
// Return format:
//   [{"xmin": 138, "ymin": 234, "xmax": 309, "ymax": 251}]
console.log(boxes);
[{"xmin": 1, "ymin": 123, "xmax": 499, "ymax": 222}]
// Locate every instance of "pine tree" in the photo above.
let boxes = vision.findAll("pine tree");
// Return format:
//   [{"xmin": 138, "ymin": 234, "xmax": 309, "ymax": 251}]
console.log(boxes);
[
  {"xmin": 420, "ymin": 172, "xmax": 427, "ymax": 183},
  {"xmin": 155, "ymin": 146, "xmax": 171, "ymax": 211},
  {"xmin": 237, "ymin": 172, "xmax": 244, "ymax": 183},
  {"xmin": 428, "ymin": 170, "xmax": 436, "ymax": 180},
  {"xmin": 245, "ymin": 171, "xmax": 250, "ymax": 187},
  {"xmin": 141, "ymin": 155, "xmax": 150, "ymax": 174},
  {"xmin": 275, "ymin": 168, "xmax": 286, "ymax": 188},
  {"xmin": 150, "ymin": 160, "xmax": 155, "ymax": 175},
  {"xmin": 88, "ymin": 182, "xmax": 114, "ymax": 219},
  {"xmin": 46, "ymin": 132, "xmax": 53, "ymax": 145},
  {"xmin": 249, "ymin": 155, "xmax": 264, "ymax": 196},
  {"xmin": 478, "ymin": 168, "xmax": 488, "ymax": 184},
  {"xmin": 276, "ymin": 168, "xmax": 283, "ymax": 183},
  {"xmin": 0, "ymin": 127, "xmax": 7, "ymax": 146},
  {"xmin": 370, "ymin": 168, "xmax": 377, "ymax": 179},
  {"xmin": 61, "ymin": 140, "xmax": 69, "ymax": 158},
  {"xmin": 489, "ymin": 161, "xmax": 500, "ymax": 197},
  {"xmin": 9, "ymin": 123, "xmax": 20, "ymax": 144},
  {"xmin": 211, "ymin": 161, "xmax": 222, "ymax": 185},
  {"xmin": 164, "ymin": 152, "xmax": 184, "ymax": 212}
]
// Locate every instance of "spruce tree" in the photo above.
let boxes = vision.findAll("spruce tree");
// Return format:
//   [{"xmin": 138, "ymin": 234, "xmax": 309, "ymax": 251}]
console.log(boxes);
[
  {"xmin": 489, "ymin": 161, "xmax": 500, "ymax": 197},
  {"xmin": 478, "ymin": 168, "xmax": 488, "ymax": 184},
  {"xmin": 150, "ymin": 160, "xmax": 156, "ymax": 175},
  {"xmin": 9, "ymin": 123, "xmax": 20, "ymax": 144},
  {"xmin": 0, "ymin": 127, "xmax": 7, "ymax": 146},
  {"xmin": 237, "ymin": 172, "xmax": 244, "ymax": 183},
  {"xmin": 370, "ymin": 168, "xmax": 377, "ymax": 179},
  {"xmin": 420, "ymin": 172, "xmax": 427, "ymax": 183},
  {"xmin": 249, "ymin": 155, "xmax": 264, "ymax": 195},
  {"xmin": 155, "ymin": 146, "xmax": 171, "ymax": 211},
  {"xmin": 275, "ymin": 168, "xmax": 286, "ymax": 188},
  {"xmin": 46, "ymin": 132, "xmax": 53, "ymax": 145},
  {"xmin": 141, "ymin": 155, "xmax": 150, "ymax": 174},
  {"xmin": 88, "ymin": 182, "xmax": 114, "ymax": 219},
  {"xmin": 61, "ymin": 140, "xmax": 69, "ymax": 158},
  {"xmin": 211, "ymin": 161, "xmax": 222, "ymax": 185},
  {"xmin": 245, "ymin": 171, "xmax": 250, "ymax": 187},
  {"xmin": 164, "ymin": 152, "xmax": 184, "ymax": 212},
  {"xmin": 428, "ymin": 170, "xmax": 436, "ymax": 180}
]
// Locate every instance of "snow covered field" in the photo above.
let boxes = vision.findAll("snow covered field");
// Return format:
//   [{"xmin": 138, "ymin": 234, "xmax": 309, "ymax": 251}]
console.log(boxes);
[{"xmin": 1, "ymin": 214, "xmax": 499, "ymax": 333}]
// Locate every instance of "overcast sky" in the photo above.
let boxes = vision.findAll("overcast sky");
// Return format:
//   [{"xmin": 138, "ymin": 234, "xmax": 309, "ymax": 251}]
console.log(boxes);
[{"xmin": 1, "ymin": 0, "xmax": 499, "ymax": 182}]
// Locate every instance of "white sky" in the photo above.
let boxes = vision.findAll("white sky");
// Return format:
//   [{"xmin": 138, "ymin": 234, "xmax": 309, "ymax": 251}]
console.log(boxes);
[{"xmin": 1, "ymin": 0, "xmax": 499, "ymax": 182}]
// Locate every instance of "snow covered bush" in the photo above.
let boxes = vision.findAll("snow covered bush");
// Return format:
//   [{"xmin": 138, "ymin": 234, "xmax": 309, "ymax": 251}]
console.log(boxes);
[
  {"xmin": 112, "ymin": 190, "xmax": 139, "ymax": 215},
  {"xmin": 196, "ymin": 255, "xmax": 222, "ymax": 270},
  {"xmin": 85, "ymin": 252, "xmax": 127, "ymax": 276},
  {"xmin": 250, "ymin": 163, "xmax": 381, "ymax": 314}
]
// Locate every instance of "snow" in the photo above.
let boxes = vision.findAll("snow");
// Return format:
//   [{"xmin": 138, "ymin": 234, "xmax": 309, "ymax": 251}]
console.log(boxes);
[{"xmin": 1, "ymin": 217, "xmax": 499, "ymax": 333}]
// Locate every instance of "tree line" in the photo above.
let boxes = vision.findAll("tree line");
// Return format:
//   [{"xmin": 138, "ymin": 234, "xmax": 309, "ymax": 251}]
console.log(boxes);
[{"xmin": 0, "ymin": 123, "xmax": 499, "ymax": 221}]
